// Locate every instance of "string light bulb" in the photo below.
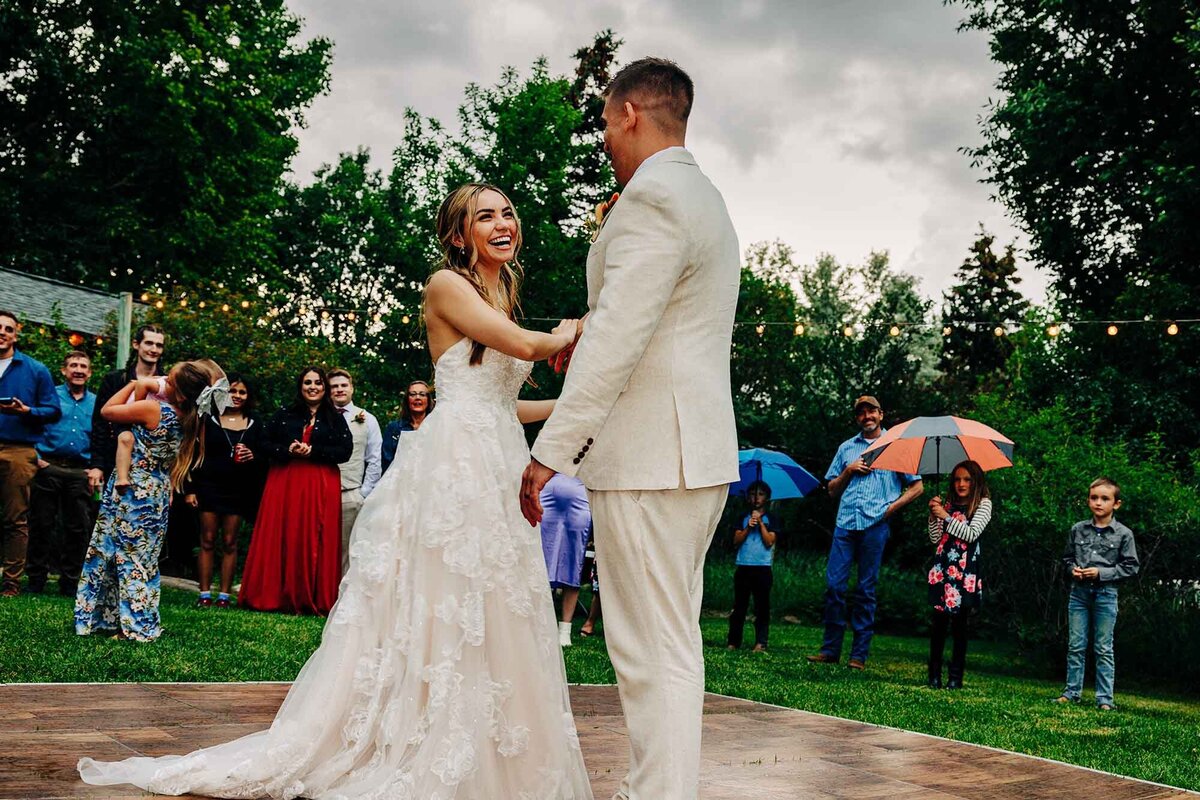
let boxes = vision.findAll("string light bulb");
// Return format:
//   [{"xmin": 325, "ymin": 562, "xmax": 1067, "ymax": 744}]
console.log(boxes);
[
  {"xmin": 843, "ymin": 325, "xmax": 854, "ymax": 338},
  {"xmin": 346, "ymin": 311, "xmax": 357, "ymax": 321},
  {"xmin": 993, "ymin": 326, "xmax": 1005, "ymax": 337},
  {"xmin": 942, "ymin": 326, "xmax": 951, "ymax": 337},
  {"xmin": 401, "ymin": 314, "xmax": 411, "ymax": 324},
  {"xmin": 1167, "ymin": 323, "xmax": 1179, "ymax": 336},
  {"xmin": 888, "ymin": 325, "xmax": 901, "ymax": 337},
  {"xmin": 179, "ymin": 299, "xmax": 187, "ymax": 308},
  {"xmin": 373, "ymin": 313, "xmax": 382, "ymax": 323},
  {"xmin": 240, "ymin": 300, "xmax": 250, "ymax": 309},
  {"xmin": 793, "ymin": 323, "xmax": 805, "ymax": 336},
  {"xmin": 1047, "ymin": 324, "xmax": 1060, "ymax": 337},
  {"xmin": 140, "ymin": 293, "xmax": 150, "ymax": 302},
  {"xmin": 154, "ymin": 300, "xmax": 164, "ymax": 309},
  {"xmin": 198, "ymin": 301, "xmax": 206, "ymax": 309},
  {"xmin": 1107, "ymin": 324, "xmax": 1118, "ymax": 336},
  {"xmin": 221, "ymin": 303, "xmax": 230, "ymax": 312},
  {"xmin": 320, "ymin": 310, "xmax": 330, "ymax": 320},
  {"xmin": 95, "ymin": 337, "xmax": 104, "ymax": 345},
  {"xmin": 755, "ymin": 323, "xmax": 766, "ymax": 336}
]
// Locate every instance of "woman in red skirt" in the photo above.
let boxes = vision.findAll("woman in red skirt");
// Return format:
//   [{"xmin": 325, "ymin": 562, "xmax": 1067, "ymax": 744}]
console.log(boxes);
[{"xmin": 239, "ymin": 366, "xmax": 352, "ymax": 615}]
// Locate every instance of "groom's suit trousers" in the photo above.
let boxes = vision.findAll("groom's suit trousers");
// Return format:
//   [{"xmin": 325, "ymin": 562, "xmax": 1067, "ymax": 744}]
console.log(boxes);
[{"xmin": 588, "ymin": 482, "xmax": 727, "ymax": 800}]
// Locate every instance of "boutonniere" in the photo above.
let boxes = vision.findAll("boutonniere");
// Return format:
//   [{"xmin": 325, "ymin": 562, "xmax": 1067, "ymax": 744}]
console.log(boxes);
[
  {"xmin": 353, "ymin": 411, "xmax": 366, "ymax": 424},
  {"xmin": 587, "ymin": 191, "xmax": 620, "ymax": 243}
]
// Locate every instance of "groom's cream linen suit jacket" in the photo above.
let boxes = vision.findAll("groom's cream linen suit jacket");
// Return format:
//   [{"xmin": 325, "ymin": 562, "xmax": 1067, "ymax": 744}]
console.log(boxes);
[{"xmin": 532, "ymin": 149, "xmax": 740, "ymax": 490}]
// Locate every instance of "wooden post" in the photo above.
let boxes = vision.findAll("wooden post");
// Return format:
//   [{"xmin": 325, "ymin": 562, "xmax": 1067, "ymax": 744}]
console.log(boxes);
[{"xmin": 117, "ymin": 292, "xmax": 133, "ymax": 363}]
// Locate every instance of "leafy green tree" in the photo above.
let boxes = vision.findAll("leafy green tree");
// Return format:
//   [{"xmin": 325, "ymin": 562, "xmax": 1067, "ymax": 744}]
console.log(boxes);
[
  {"xmin": 955, "ymin": 0, "xmax": 1200, "ymax": 448},
  {"xmin": 937, "ymin": 227, "xmax": 1030, "ymax": 405},
  {"xmin": 0, "ymin": 0, "xmax": 331, "ymax": 291}
]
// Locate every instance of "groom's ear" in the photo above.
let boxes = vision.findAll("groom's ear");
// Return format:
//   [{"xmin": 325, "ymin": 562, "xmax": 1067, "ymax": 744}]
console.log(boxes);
[{"xmin": 623, "ymin": 100, "xmax": 638, "ymax": 130}]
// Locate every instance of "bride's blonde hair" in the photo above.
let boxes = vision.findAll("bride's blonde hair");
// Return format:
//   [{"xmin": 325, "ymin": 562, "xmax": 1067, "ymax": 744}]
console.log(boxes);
[{"xmin": 431, "ymin": 182, "xmax": 525, "ymax": 365}]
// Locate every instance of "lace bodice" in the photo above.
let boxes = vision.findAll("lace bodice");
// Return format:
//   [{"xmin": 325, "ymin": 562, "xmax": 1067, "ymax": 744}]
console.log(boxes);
[{"xmin": 433, "ymin": 337, "xmax": 532, "ymax": 419}]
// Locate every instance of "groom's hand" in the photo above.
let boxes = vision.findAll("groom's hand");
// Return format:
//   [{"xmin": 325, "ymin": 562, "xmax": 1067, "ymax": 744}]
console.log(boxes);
[{"xmin": 520, "ymin": 458, "xmax": 556, "ymax": 526}]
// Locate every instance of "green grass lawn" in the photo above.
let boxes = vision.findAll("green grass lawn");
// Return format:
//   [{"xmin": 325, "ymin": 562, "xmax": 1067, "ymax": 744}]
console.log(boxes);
[{"xmin": 2, "ymin": 586, "xmax": 1197, "ymax": 791}]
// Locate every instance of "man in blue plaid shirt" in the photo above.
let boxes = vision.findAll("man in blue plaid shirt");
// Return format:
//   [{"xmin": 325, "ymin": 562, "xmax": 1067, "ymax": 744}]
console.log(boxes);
[{"xmin": 807, "ymin": 395, "xmax": 923, "ymax": 670}]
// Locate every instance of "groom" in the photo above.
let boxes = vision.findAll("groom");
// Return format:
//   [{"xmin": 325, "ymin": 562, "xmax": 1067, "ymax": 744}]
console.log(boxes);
[{"xmin": 521, "ymin": 57, "xmax": 740, "ymax": 800}]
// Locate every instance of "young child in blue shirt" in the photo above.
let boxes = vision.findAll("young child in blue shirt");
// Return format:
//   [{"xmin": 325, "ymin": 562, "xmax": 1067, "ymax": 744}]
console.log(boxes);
[
  {"xmin": 726, "ymin": 481, "xmax": 776, "ymax": 652},
  {"xmin": 1054, "ymin": 476, "xmax": 1139, "ymax": 710}
]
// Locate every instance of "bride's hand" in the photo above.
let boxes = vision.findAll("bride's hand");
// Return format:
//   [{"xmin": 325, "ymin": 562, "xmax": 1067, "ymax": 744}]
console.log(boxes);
[
  {"xmin": 551, "ymin": 318, "xmax": 579, "ymax": 342},
  {"xmin": 548, "ymin": 319, "xmax": 582, "ymax": 373}
]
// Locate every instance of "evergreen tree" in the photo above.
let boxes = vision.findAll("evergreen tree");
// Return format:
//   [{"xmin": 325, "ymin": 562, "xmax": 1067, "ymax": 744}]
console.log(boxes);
[{"xmin": 937, "ymin": 227, "xmax": 1029, "ymax": 404}]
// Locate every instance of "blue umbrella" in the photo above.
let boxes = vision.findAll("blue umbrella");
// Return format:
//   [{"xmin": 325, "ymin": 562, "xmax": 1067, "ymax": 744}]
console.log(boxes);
[{"xmin": 730, "ymin": 447, "xmax": 821, "ymax": 500}]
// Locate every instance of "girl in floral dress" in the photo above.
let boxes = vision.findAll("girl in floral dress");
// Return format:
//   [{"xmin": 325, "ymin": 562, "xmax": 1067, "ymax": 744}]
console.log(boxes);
[
  {"xmin": 75, "ymin": 362, "xmax": 215, "ymax": 642},
  {"xmin": 926, "ymin": 459, "xmax": 993, "ymax": 689}
]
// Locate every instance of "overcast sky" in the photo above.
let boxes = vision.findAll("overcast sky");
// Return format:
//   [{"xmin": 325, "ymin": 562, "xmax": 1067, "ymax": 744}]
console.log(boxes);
[{"xmin": 285, "ymin": 0, "xmax": 1046, "ymax": 304}]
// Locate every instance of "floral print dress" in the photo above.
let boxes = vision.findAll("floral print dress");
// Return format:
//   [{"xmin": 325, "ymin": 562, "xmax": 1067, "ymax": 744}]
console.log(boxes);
[
  {"xmin": 75, "ymin": 402, "xmax": 180, "ymax": 641},
  {"xmin": 927, "ymin": 497, "xmax": 992, "ymax": 614}
]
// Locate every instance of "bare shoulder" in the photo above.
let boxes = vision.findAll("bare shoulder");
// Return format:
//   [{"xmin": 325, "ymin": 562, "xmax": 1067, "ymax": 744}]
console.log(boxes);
[{"xmin": 425, "ymin": 268, "xmax": 465, "ymax": 296}]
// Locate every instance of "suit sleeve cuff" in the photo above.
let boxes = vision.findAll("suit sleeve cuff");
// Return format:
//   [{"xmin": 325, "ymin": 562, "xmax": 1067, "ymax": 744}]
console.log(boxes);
[{"xmin": 531, "ymin": 443, "xmax": 579, "ymax": 478}]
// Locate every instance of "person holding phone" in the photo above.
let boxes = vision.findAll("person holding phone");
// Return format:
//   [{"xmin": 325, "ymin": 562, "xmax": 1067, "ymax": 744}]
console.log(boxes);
[{"xmin": 0, "ymin": 309, "xmax": 62, "ymax": 597}]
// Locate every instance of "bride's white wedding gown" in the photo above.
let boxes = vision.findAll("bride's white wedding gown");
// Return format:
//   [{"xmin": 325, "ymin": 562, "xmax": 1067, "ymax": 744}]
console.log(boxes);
[{"xmin": 78, "ymin": 337, "xmax": 594, "ymax": 799}]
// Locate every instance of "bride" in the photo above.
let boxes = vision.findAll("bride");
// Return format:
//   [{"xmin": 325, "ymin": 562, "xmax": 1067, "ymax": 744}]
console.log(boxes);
[{"xmin": 78, "ymin": 182, "xmax": 594, "ymax": 800}]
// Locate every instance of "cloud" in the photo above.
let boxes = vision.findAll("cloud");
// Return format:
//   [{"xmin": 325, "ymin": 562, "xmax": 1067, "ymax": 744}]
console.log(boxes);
[{"xmin": 283, "ymin": 0, "xmax": 1046, "ymax": 302}]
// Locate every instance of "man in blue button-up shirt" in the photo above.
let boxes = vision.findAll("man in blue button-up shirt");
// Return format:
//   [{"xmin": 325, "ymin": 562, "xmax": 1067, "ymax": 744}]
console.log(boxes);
[
  {"xmin": 0, "ymin": 309, "xmax": 62, "ymax": 596},
  {"xmin": 28, "ymin": 351, "xmax": 96, "ymax": 595},
  {"xmin": 807, "ymin": 395, "xmax": 923, "ymax": 669}
]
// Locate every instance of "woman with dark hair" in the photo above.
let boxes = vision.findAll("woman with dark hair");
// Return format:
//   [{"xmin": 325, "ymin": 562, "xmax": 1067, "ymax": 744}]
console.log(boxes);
[
  {"xmin": 186, "ymin": 374, "xmax": 266, "ymax": 608},
  {"xmin": 380, "ymin": 379, "xmax": 434, "ymax": 473},
  {"xmin": 238, "ymin": 366, "xmax": 352, "ymax": 615}
]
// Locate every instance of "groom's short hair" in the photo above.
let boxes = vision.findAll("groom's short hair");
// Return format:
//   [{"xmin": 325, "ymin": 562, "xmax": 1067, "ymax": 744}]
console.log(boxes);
[{"xmin": 605, "ymin": 57, "xmax": 693, "ymax": 133}]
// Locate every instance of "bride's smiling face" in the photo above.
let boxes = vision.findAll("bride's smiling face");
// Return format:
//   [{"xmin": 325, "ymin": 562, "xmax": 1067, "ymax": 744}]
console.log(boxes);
[{"xmin": 460, "ymin": 189, "xmax": 519, "ymax": 269}]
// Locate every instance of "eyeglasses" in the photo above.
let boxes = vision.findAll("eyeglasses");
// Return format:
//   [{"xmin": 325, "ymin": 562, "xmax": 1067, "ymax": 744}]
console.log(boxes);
[{"xmin": 408, "ymin": 391, "xmax": 429, "ymax": 397}]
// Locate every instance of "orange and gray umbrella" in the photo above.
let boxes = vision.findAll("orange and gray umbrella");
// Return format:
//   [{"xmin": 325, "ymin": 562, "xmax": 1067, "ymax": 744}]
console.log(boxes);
[{"xmin": 860, "ymin": 416, "xmax": 1014, "ymax": 475}]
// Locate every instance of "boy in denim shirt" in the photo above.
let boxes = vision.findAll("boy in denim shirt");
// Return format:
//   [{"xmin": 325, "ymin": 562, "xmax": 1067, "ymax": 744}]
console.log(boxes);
[{"xmin": 1055, "ymin": 477, "xmax": 1139, "ymax": 710}]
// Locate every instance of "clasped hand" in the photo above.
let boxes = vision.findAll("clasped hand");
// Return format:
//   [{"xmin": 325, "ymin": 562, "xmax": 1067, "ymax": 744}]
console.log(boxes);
[
  {"xmin": 928, "ymin": 495, "xmax": 949, "ymax": 520},
  {"xmin": 288, "ymin": 440, "xmax": 312, "ymax": 458},
  {"xmin": 548, "ymin": 316, "xmax": 587, "ymax": 374}
]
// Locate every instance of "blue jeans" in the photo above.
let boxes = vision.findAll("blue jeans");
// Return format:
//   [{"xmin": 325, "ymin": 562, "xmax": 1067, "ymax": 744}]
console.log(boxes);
[
  {"xmin": 820, "ymin": 522, "xmax": 889, "ymax": 663},
  {"xmin": 1063, "ymin": 583, "xmax": 1119, "ymax": 707}
]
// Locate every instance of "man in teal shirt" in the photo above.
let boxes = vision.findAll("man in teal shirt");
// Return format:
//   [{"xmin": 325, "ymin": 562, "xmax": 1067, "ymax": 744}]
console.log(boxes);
[{"xmin": 29, "ymin": 351, "xmax": 96, "ymax": 595}]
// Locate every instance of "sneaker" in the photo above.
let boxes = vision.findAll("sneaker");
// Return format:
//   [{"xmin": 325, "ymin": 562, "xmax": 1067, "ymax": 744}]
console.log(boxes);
[{"xmin": 195, "ymin": 596, "xmax": 213, "ymax": 608}]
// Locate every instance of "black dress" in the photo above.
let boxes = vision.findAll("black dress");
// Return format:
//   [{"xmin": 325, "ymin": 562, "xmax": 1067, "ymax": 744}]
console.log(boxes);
[{"xmin": 191, "ymin": 414, "xmax": 267, "ymax": 519}]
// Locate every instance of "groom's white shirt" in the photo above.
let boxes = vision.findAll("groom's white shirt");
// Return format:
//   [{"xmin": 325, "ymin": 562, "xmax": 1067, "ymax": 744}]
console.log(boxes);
[{"xmin": 532, "ymin": 147, "xmax": 740, "ymax": 490}]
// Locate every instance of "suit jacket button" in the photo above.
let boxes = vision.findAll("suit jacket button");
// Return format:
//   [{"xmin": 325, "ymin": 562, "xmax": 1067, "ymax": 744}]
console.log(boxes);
[
  {"xmin": 582, "ymin": 445, "xmax": 589, "ymax": 452},
  {"xmin": 573, "ymin": 457, "xmax": 581, "ymax": 464},
  {"xmin": 587, "ymin": 438, "xmax": 594, "ymax": 445}
]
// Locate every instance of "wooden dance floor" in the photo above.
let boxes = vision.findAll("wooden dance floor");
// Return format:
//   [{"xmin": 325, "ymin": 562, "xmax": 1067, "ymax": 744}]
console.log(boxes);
[{"xmin": 4, "ymin": 682, "xmax": 1192, "ymax": 799}]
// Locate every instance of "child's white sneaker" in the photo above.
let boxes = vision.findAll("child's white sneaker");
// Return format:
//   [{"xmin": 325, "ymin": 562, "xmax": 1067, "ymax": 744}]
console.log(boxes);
[{"xmin": 558, "ymin": 621, "xmax": 572, "ymax": 647}]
